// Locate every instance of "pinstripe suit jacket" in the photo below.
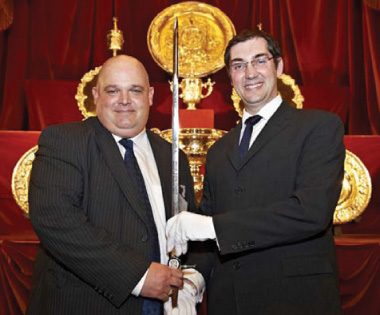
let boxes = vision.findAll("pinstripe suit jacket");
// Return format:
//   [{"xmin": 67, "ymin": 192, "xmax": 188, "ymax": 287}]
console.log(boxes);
[
  {"xmin": 191, "ymin": 102, "xmax": 345, "ymax": 315},
  {"xmin": 27, "ymin": 117, "xmax": 195, "ymax": 314}
]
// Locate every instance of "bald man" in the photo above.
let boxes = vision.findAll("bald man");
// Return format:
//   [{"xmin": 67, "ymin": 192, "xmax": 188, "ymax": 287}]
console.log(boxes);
[{"xmin": 27, "ymin": 55, "xmax": 197, "ymax": 314}]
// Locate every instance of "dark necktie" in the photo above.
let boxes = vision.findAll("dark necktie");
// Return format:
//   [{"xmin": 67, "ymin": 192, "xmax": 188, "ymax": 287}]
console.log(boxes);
[
  {"xmin": 119, "ymin": 139, "xmax": 162, "ymax": 315},
  {"xmin": 239, "ymin": 115, "xmax": 262, "ymax": 159}
]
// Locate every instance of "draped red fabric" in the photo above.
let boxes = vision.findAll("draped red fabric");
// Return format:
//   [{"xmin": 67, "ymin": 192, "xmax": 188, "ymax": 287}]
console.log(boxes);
[
  {"xmin": 0, "ymin": 0, "xmax": 379, "ymax": 133},
  {"xmin": 0, "ymin": 237, "xmax": 39, "ymax": 315},
  {"xmin": 335, "ymin": 235, "xmax": 380, "ymax": 315}
]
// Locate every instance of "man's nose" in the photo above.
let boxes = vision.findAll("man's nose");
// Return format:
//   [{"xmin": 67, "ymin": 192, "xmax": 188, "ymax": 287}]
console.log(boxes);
[
  {"xmin": 245, "ymin": 62, "xmax": 258, "ymax": 78},
  {"xmin": 119, "ymin": 90, "xmax": 130, "ymax": 104}
]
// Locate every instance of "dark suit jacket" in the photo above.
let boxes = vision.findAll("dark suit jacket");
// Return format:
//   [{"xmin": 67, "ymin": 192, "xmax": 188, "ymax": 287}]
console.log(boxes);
[
  {"xmin": 27, "ymin": 117, "xmax": 195, "ymax": 314},
  {"xmin": 193, "ymin": 102, "xmax": 345, "ymax": 315}
]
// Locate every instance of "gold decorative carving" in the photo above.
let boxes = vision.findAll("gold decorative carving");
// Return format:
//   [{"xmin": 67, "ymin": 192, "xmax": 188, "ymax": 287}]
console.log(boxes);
[
  {"xmin": 11, "ymin": 145, "xmax": 38, "ymax": 216},
  {"xmin": 107, "ymin": 17, "xmax": 124, "ymax": 56},
  {"xmin": 147, "ymin": 1, "xmax": 235, "ymax": 77},
  {"xmin": 232, "ymin": 73, "xmax": 304, "ymax": 117},
  {"xmin": 169, "ymin": 77, "xmax": 215, "ymax": 110},
  {"xmin": 334, "ymin": 150, "xmax": 372, "ymax": 224},
  {"xmin": 75, "ymin": 66, "xmax": 101, "ymax": 119},
  {"xmin": 148, "ymin": 1, "xmax": 235, "ymax": 110},
  {"xmin": 155, "ymin": 128, "xmax": 226, "ymax": 203}
]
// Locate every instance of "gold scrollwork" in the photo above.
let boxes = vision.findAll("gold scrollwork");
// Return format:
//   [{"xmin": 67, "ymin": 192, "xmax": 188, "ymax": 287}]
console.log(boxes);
[
  {"xmin": 151, "ymin": 127, "xmax": 226, "ymax": 204},
  {"xmin": 334, "ymin": 150, "xmax": 372, "ymax": 224},
  {"xmin": 147, "ymin": 1, "xmax": 235, "ymax": 78},
  {"xmin": 75, "ymin": 66, "xmax": 101, "ymax": 119},
  {"xmin": 11, "ymin": 145, "xmax": 38, "ymax": 216}
]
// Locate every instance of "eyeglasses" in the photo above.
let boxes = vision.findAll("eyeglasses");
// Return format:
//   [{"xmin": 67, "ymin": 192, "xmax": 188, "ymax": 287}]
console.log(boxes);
[{"xmin": 230, "ymin": 55, "xmax": 274, "ymax": 72}]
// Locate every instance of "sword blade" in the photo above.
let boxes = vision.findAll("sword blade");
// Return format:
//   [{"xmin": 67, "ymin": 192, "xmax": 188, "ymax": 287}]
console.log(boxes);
[
  {"xmin": 170, "ymin": 17, "xmax": 180, "ymax": 309},
  {"xmin": 172, "ymin": 17, "xmax": 179, "ymax": 216}
]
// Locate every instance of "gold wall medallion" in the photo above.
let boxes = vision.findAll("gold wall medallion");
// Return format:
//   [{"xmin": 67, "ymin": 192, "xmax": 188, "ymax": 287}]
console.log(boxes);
[
  {"xmin": 11, "ymin": 145, "xmax": 38, "ymax": 216},
  {"xmin": 334, "ymin": 150, "xmax": 372, "ymax": 224},
  {"xmin": 147, "ymin": 1, "xmax": 235, "ymax": 78}
]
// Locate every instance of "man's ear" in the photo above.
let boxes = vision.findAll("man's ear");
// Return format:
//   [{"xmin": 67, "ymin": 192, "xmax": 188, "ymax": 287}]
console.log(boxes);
[
  {"xmin": 276, "ymin": 58, "xmax": 284, "ymax": 77},
  {"xmin": 92, "ymin": 86, "xmax": 99, "ymax": 103},
  {"xmin": 149, "ymin": 86, "xmax": 154, "ymax": 107}
]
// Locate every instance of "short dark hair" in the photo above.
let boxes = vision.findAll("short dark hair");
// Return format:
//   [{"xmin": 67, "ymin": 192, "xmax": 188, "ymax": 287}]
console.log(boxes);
[{"xmin": 224, "ymin": 29, "xmax": 282, "ymax": 71}]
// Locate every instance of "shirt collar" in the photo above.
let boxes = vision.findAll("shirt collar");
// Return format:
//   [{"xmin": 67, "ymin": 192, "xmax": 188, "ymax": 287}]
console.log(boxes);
[
  {"xmin": 112, "ymin": 128, "xmax": 148, "ymax": 148},
  {"xmin": 242, "ymin": 94, "xmax": 282, "ymax": 124}
]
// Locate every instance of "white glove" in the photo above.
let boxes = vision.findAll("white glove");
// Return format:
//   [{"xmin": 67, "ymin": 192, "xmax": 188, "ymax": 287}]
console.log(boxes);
[
  {"xmin": 166, "ymin": 211, "xmax": 215, "ymax": 256},
  {"xmin": 164, "ymin": 269, "xmax": 205, "ymax": 315},
  {"xmin": 163, "ymin": 283, "xmax": 197, "ymax": 315}
]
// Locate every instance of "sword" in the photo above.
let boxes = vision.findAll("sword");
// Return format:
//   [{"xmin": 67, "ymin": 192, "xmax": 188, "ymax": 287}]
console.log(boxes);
[
  {"xmin": 172, "ymin": 20, "xmax": 179, "ymax": 216},
  {"xmin": 169, "ymin": 16, "xmax": 180, "ymax": 308}
]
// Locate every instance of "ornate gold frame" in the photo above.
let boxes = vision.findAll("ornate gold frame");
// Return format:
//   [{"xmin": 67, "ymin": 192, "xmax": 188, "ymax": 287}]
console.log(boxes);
[{"xmin": 75, "ymin": 66, "xmax": 102, "ymax": 119}]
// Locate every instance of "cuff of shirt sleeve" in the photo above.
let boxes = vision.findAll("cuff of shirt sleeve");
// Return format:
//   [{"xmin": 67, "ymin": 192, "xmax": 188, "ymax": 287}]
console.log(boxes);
[
  {"xmin": 211, "ymin": 217, "xmax": 220, "ymax": 249},
  {"xmin": 132, "ymin": 269, "xmax": 149, "ymax": 296},
  {"xmin": 206, "ymin": 215, "xmax": 216, "ymax": 240}
]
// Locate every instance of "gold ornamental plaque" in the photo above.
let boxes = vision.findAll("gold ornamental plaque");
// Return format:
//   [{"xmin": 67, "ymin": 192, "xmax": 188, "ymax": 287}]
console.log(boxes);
[
  {"xmin": 147, "ymin": 1, "xmax": 235, "ymax": 77},
  {"xmin": 75, "ymin": 66, "xmax": 101, "ymax": 119},
  {"xmin": 11, "ymin": 145, "xmax": 38, "ymax": 216},
  {"xmin": 334, "ymin": 150, "xmax": 372, "ymax": 224}
]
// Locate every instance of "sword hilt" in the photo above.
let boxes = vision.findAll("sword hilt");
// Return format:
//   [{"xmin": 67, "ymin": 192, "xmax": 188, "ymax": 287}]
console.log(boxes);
[{"xmin": 168, "ymin": 254, "xmax": 181, "ymax": 308}]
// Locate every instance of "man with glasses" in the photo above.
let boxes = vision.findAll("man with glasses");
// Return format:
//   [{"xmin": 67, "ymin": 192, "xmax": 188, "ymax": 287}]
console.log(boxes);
[{"xmin": 166, "ymin": 29, "xmax": 345, "ymax": 314}]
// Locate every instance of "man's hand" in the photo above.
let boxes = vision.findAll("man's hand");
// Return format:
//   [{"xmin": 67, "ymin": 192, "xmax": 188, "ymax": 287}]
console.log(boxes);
[
  {"xmin": 166, "ymin": 211, "xmax": 216, "ymax": 256},
  {"xmin": 140, "ymin": 262, "xmax": 183, "ymax": 301}
]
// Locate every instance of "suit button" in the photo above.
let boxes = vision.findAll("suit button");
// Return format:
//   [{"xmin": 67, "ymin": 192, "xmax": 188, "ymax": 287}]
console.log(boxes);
[
  {"xmin": 233, "ymin": 262, "xmax": 241, "ymax": 270},
  {"xmin": 234, "ymin": 186, "xmax": 243, "ymax": 194},
  {"xmin": 141, "ymin": 234, "xmax": 148, "ymax": 242}
]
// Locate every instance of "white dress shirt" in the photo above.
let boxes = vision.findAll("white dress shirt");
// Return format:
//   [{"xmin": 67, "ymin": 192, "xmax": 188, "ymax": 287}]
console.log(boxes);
[
  {"xmin": 239, "ymin": 94, "xmax": 283, "ymax": 148},
  {"xmin": 113, "ymin": 129, "xmax": 168, "ymax": 296}
]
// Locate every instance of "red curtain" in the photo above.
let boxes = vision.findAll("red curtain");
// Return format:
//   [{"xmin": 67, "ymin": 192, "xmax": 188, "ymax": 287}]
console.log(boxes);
[{"xmin": 0, "ymin": 0, "xmax": 379, "ymax": 133}]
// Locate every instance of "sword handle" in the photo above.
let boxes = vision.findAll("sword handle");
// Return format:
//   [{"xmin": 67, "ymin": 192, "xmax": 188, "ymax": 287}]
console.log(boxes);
[{"xmin": 168, "ymin": 255, "xmax": 181, "ymax": 308}]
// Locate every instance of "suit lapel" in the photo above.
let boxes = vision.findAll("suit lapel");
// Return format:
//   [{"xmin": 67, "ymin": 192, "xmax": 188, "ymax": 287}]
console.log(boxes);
[
  {"xmin": 228, "ymin": 102, "xmax": 295, "ymax": 170},
  {"xmin": 226, "ymin": 126, "xmax": 243, "ymax": 171},
  {"xmin": 91, "ymin": 118, "xmax": 150, "ymax": 225}
]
